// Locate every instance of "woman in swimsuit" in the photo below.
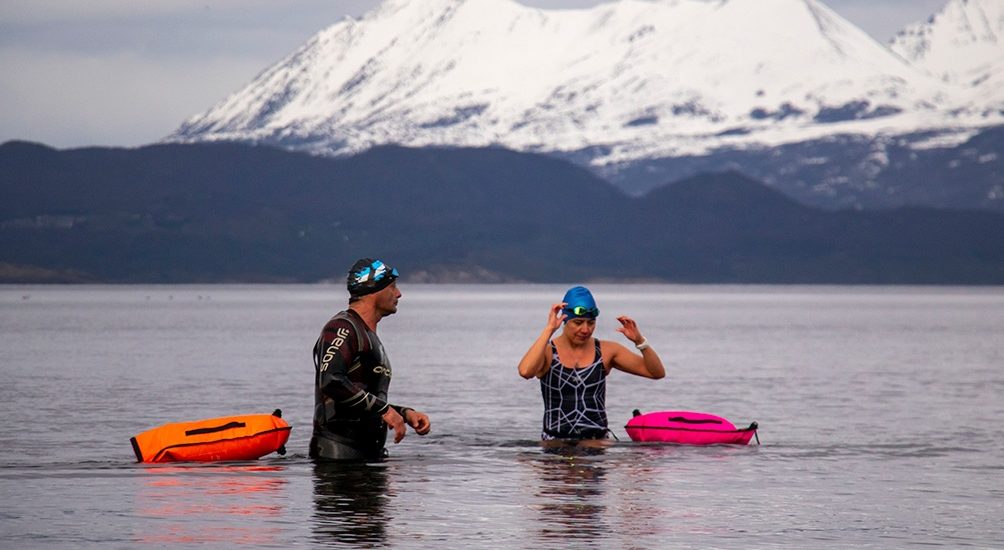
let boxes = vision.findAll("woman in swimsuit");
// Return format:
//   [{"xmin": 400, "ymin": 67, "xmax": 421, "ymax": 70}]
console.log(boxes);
[{"xmin": 517, "ymin": 286, "xmax": 665, "ymax": 446}]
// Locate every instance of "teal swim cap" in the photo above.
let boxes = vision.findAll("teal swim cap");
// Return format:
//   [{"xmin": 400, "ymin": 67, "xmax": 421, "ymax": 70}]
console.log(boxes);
[
  {"xmin": 347, "ymin": 258, "xmax": 399, "ymax": 297},
  {"xmin": 562, "ymin": 286, "xmax": 599, "ymax": 320}
]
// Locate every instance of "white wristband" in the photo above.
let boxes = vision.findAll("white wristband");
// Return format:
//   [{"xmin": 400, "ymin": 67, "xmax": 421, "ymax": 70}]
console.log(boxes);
[{"xmin": 635, "ymin": 338, "xmax": 650, "ymax": 351}]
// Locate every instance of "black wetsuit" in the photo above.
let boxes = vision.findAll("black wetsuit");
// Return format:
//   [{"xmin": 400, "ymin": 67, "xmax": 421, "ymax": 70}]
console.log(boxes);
[{"xmin": 310, "ymin": 309, "xmax": 410, "ymax": 461}]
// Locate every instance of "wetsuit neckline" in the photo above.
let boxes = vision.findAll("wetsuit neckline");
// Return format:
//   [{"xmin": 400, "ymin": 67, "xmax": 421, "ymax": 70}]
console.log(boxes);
[{"xmin": 346, "ymin": 306, "xmax": 381, "ymax": 332}]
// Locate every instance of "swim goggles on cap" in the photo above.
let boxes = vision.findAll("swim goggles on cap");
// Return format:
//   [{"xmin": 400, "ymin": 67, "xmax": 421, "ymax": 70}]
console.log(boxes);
[
  {"xmin": 351, "ymin": 260, "xmax": 398, "ymax": 287},
  {"xmin": 565, "ymin": 305, "xmax": 599, "ymax": 317}
]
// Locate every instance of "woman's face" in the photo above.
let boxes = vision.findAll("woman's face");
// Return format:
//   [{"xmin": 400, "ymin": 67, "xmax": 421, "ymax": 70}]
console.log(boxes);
[{"xmin": 563, "ymin": 317, "xmax": 596, "ymax": 343}]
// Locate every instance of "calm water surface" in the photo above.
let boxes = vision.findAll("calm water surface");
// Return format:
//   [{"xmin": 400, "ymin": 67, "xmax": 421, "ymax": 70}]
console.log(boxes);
[{"xmin": 1, "ymin": 284, "xmax": 1002, "ymax": 548}]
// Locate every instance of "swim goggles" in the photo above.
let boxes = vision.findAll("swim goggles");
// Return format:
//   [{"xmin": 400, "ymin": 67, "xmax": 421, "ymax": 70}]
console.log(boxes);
[{"xmin": 564, "ymin": 305, "xmax": 599, "ymax": 317}]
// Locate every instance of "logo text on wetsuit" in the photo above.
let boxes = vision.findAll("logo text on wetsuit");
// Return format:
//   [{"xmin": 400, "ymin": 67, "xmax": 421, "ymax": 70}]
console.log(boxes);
[
  {"xmin": 319, "ymin": 328, "xmax": 351, "ymax": 372},
  {"xmin": 373, "ymin": 365, "xmax": 391, "ymax": 377}
]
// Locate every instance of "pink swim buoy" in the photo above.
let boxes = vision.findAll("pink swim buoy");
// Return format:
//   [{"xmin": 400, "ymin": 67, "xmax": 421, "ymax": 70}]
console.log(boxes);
[{"xmin": 625, "ymin": 410, "xmax": 759, "ymax": 445}]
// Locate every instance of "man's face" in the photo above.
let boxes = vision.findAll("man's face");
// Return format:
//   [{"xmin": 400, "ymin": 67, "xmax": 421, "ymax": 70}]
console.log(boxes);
[{"xmin": 374, "ymin": 281, "xmax": 401, "ymax": 317}]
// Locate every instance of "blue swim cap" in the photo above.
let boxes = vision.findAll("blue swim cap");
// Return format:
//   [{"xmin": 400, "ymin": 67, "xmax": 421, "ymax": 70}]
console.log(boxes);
[{"xmin": 562, "ymin": 286, "xmax": 599, "ymax": 320}]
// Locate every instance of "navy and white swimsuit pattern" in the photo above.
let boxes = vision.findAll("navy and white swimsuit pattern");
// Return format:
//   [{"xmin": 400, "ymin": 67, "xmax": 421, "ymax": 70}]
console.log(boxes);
[{"xmin": 539, "ymin": 339, "xmax": 609, "ymax": 440}]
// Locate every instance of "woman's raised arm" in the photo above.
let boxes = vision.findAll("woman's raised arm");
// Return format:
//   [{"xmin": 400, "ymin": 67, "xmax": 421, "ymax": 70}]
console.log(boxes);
[{"xmin": 517, "ymin": 303, "xmax": 566, "ymax": 379}]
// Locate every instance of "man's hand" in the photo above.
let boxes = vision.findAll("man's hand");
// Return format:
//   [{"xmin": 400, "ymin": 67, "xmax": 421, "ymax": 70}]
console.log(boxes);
[
  {"xmin": 405, "ymin": 409, "xmax": 431, "ymax": 435},
  {"xmin": 382, "ymin": 407, "xmax": 407, "ymax": 443}
]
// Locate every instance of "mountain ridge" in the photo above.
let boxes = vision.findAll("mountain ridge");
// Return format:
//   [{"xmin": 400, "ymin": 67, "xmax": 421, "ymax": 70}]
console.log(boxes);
[
  {"xmin": 891, "ymin": 0, "xmax": 1004, "ymax": 85},
  {"xmin": 170, "ymin": 0, "xmax": 985, "ymax": 161},
  {"xmin": 3, "ymin": 140, "xmax": 1003, "ymax": 284},
  {"xmin": 164, "ymin": 0, "xmax": 1004, "ymax": 211}
]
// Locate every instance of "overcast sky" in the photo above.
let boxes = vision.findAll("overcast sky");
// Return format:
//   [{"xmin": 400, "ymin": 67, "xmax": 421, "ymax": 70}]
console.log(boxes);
[{"xmin": 0, "ymin": 0, "xmax": 950, "ymax": 148}]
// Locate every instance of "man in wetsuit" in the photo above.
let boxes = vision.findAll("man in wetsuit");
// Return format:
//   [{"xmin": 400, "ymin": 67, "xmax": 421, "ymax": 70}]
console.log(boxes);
[{"xmin": 309, "ymin": 258, "xmax": 431, "ymax": 461}]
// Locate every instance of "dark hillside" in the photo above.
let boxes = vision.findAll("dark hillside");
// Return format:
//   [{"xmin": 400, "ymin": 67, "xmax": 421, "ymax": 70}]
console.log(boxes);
[{"xmin": 2, "ymin": 141, "xmax": 1002, "ymax": 283}]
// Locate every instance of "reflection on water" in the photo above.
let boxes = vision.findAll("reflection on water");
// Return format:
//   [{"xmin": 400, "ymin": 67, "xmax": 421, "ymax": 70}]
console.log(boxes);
[
  {"xmin": 529, "ymin": 447, "xmax": 610, "ymax": 545},
  {"xmin": 312, "ymin": 461, "xmax": 390, "ymax": 547},
  {"xmin": 610, "ymin": 454, "xmax": 670, "ymax": 540},
  {"xmin": 134, "ymin": 464, "xmax": 287, "ymax": 545}
]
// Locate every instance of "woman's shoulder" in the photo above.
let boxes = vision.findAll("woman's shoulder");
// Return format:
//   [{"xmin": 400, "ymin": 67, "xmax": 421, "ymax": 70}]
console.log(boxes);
[{"xmin": 598, "ymin": 339, "xmax": 630, "ymax": 356}]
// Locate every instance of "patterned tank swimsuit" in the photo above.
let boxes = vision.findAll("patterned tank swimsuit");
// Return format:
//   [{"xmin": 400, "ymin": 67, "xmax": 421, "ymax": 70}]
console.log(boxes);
[{"xmin": 539, "ymin": 339, "xmax": 609, "ymax": 440}]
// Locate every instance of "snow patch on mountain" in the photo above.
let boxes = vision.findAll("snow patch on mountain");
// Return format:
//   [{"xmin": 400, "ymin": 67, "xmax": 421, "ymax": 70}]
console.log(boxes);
[
  {"xmin": 169, "ymin": 0, "xmax": 1003, "ymax": 168},
  {"xmin": 890, "ymin": 0, "xmax": 1004, "ymax": 108},
  {"xmin": 890, "ymin": 0, "xmax": 1004, "ymax": 80}
]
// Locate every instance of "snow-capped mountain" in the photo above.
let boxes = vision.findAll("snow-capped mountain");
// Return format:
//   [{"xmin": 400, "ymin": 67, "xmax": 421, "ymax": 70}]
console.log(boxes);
[
  {"xmin": 171, "ymin": 0, "xmax": 995, "ymax": 163},
  {"xmin": 890, "ymin": 0, "xmax": 1004, "ymax": 109},
  {"xmin": 165, "ymin": 0, "xmax": 1004, "ymax": 210}
]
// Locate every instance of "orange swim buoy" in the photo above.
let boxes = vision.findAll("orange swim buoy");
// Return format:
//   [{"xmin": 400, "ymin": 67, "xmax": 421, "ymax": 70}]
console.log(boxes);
[{"xmin": 131, "ymin": 409, "xmax": 292, "ymax": 463}]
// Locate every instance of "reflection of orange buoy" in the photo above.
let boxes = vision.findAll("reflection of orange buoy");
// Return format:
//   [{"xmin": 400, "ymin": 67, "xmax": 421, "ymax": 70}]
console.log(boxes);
[
  {"xmin": 131, "ymin": 409, "xmax": 291, "ymax": 463},
  {"xmin": 135, "ymin": 464, "xmax": 288, "ymax": 544}
]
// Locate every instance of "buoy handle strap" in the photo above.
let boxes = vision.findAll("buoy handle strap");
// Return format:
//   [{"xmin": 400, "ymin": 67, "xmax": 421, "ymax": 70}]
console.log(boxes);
[{"xmin": 185, "ymin": 421, "xmax": 246, "ymax": 436}]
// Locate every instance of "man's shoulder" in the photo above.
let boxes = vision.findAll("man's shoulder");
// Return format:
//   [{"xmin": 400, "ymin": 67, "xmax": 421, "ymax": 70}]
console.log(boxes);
[
  {"xmin": 320, "ymin": 310, "xmax": 367, "ymax": 347},
  {"xmin": 322, "ymin": 309, "xmax": 351, "ymax": 324},
  {"xmin": 321, "ymin": 310, "xmax": 357, "ymax": 331}
]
